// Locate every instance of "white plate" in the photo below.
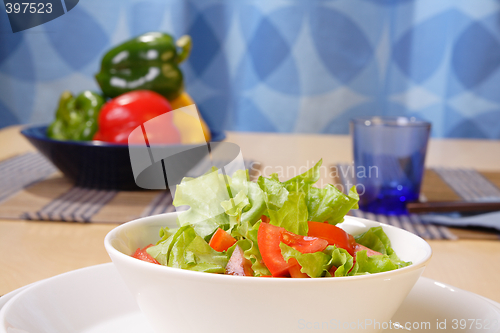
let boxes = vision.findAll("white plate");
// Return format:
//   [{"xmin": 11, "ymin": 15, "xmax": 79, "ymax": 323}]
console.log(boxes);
[{"xmin": 1, "ymin": 263, "xmax": 499, "ymax": 333}]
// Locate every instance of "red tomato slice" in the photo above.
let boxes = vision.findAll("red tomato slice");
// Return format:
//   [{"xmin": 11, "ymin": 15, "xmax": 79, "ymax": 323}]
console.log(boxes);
[
  {"xmin": 258, "ymin": 223, "xmax": 329, "ymax": 277},
  {"xmin": 329, "ymin": 265, "xmax": 338, "ymax": 276},
  {"xmin": 307, "ymin": 221, "xmax": 355, "ymax": 256},
  {"xmin": 226, "ymin": 245, "xmax": 254, "ymax": 276},
  {"xmin": 288, "ymin": 258, "xmax": 310, "ymax": 278},
  {"xmin": 258, "ymin": 223, "xmax": 292, "ymax": 277},
  {"xmin": 281, "ymin": 230, "xmax": 328, "ymax": 253},
  {"xmin": 261, "ymin": 215, "xmax": 270, "ymax": 223},
  {"xmin": 355, "ymin": 244, "xmax": 382, "ymax": 257},
  {"xmin": 132, "ymin": 244, "xmax": 160, "ymax": 265},
  {"xmin": 348, "ymin": 234, "xmax": 356, "ymax": 250},
  {"xmin": 209, "ymin": 228, "xmax": 237, "ymax": 252}
]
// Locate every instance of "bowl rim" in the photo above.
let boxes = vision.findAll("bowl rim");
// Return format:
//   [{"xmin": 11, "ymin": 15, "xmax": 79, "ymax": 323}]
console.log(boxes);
[
  {"xmin": 20, "ymin": 124, "xmax": 226, "ymax": 148},
  {"xmin": 104, "ymin": 212, "xmax": 433, "ymax": 283}
]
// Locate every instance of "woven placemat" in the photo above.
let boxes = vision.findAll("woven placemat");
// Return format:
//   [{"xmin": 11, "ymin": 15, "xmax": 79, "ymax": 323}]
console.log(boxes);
[
  {"xmin": 0, "ymin": 153, "xmax": 257, "ymax": 223},
  {"xmin": 333, "ymin": 164, "xmax": 500, "ymax": 240}
]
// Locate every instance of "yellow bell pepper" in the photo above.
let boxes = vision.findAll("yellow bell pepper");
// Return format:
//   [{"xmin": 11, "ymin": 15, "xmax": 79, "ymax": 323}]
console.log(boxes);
[{"xmin": 170, "ymin": 92, "xmax": 212, "ymax": 144}]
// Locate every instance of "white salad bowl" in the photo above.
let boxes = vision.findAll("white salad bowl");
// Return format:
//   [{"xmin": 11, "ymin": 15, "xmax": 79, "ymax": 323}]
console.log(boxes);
[{"xmin": 104, "ymin": 213, "xmax": 432, "ymax": 333}]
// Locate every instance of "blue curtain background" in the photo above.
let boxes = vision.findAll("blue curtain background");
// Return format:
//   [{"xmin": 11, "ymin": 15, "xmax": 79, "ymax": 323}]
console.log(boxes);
[{"xmin": 1, "ymin": 0, "xmax": 500, "ymax": 138}]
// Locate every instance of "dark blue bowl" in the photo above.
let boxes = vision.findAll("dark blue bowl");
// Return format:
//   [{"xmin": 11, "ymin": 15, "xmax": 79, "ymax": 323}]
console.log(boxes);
[{"xmin": 21, "ymin": 125, "xmax": 226, "ymax": 190}]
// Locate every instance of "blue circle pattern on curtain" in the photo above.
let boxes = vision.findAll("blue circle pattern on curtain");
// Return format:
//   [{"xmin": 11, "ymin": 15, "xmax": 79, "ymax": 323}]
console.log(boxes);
[{"xmin": 0, "ymin": 0, "xmax": 499, "ymax": 138}]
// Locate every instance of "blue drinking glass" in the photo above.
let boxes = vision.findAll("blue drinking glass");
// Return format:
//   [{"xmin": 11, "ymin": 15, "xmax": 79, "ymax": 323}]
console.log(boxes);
[{"xmin": 351, "ymin": 117, "xmax": 431, "ymax": 215}]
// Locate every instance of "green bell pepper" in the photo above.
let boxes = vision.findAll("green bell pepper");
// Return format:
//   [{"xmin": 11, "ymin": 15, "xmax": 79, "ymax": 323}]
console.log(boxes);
[
  {"xmin": 47, "ymin": 90, "xmax": 105, "ymax": 141},
  {"xmin": 95, "ymin": 32, "xmax": 192, "ymax": 101}
]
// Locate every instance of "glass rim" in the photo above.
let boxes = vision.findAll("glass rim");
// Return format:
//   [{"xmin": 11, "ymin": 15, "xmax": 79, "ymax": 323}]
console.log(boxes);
[{"xmin": 350, "ymin": 117, "xmax": 431, "ymax": 128}]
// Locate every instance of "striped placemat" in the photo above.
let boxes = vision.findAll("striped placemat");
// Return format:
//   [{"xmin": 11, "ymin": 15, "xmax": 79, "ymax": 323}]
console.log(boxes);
[
  {"xmin": 0, "ymin": 153, "xmax": 257, "ymax": 224},
  {"xmin": 21, "ymin": 187, "xmax": 119, "ymax": 222},
  {"xmin": 349, "ymin": 210, "xmax": 458, "ymax": 240},
  {"xmin": 0, "ymin": 153, "xmax": 57, "ymax": 203},
  {"xmin": 432, "ymin": 168, "xmax": 500, "ymax": 201},
  {"xmin": 334, "ymin": 164, "xmax": 500, "ymax": 240}
]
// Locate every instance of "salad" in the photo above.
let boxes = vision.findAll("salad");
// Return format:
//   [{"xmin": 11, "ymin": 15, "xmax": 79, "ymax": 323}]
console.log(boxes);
[{"xmin": 131, "ymin": 160, "xmax": 411, "ymax": 278}]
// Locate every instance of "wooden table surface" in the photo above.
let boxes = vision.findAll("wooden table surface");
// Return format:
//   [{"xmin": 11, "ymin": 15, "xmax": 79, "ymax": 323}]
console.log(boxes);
[{"xmin": 1, "ymin": 125, "xmax": 500, "ymax": 303}]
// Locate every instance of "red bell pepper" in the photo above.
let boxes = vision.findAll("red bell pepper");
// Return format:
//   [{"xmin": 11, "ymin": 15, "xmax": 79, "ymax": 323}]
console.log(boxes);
[
  {"xmin": 132, "ymin": 244, "xmax": 160, "ymax": 265},
  {"xmin": 93, "ymin": 90, "xmax": 181, "ymax": 144},
  {"xmin": 209, "ymin": 228, "xmax": 237, "ymax": 252},
  {"xmin": 307, "ymin": 221, "xmax": 355, "ymax": 256},
  {"xmin": 257, "ymin": 222, "xmax": 328, "ymax": 277},
  {"xmin": 288, "ymin": 258, "xmax": 310, "ymax": 278}
]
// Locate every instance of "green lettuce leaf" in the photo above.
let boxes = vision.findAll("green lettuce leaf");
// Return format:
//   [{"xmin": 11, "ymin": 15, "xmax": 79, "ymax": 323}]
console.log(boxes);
[
  {"xmin": 354, "ymin": 226, "xmax": 411, "ymax": 267},
  {"xmin": 268, "ymin": 191, "xmax": 309, "ymax": 235},
  {"xmin": 351, "ymin": 251, "xmax": 399, "ymax": 274},
  {"xmin": 149, "ymin": 225, "xmax": 228, "ymax": 273},
  {"xmin": 173, "ymin": 170, "xmax": 231, "ymax": 239},
  {"xmin": 167, "ymin": 225, "xmax": 198, "ymax": 269},
  {"xmin": 231, "ymin": 220, "xmax": 270, "ymax": 276},
  {"xmin": 242, "ymin": 181, "xmax": 267, "ymax": 225},
  {"xmin": 173, "ymin": 169, "xmax": 265, "ymax": 239},
  {"xmin": 258, "ymin": 172, "xmax": 309, "ymax": 235},
  {"xmin": 354, "ymin": 226, "xmax": 391, "ymax": 255},
  {"xmin": 283, "ymin": 159, "xmax": 322, "ymax": 193},
  {"xmin": 147, "ymin": 224, "xmax": 191, "ymax": 265},
  {"xmin": 353, "ymin": 226, "xmax": 412, "ymax": 273},
  {"xmin": 257, "ymin": 160, "xmax": 359, "ymax": 234},
  {"xmin": 230, "ymin": 170, "xmax": 267, "ymax": 225},
  {"xmin": 183, "ymin": 235, "xmax": 228, "ymax": 273},
  {"xmin": 221, "ymin": 190, "xmax": 250, "ymax": 231},
  {"xmin": 221, "ymin": 190, "xmax": 249, "ymax": 217},
  {"xmin": 306, "ymin": 185, "xmax": 359, "ymax": 225},
  {"xmin": 257, "ymin": 176, "xmax": 289, "ymax": 211},
  {"xmin": 157, "ymin": 226, "xmax": 176, "ymax": 244},
  {"xmin": 280, "ymin": 243, "xmax": 330, "ymax": 278},
  {"xmin": 323, "ymin": 245, "xmax": 354, "ymax": 277}
]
